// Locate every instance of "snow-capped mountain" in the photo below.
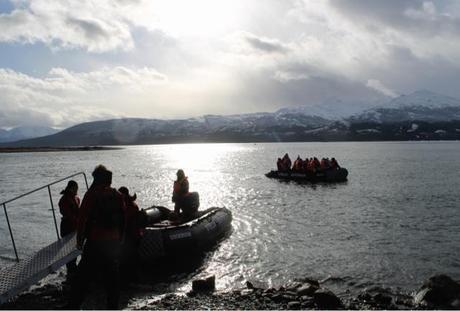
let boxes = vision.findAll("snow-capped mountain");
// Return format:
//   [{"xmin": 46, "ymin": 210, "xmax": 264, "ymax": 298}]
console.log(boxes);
[
  {"xmin": 4, "ymin": 90, "xmax": 460, "ymax": 146},
  {"xmin": 387, "ymin": 90, "xmax": 460, "ymax": 109},
  {"xmin": 276, "ymin": 97, "xmax": 387, "ymax": 120},
  {"xmin": 0, "ymin": 126, "xmax": 60, "ymax": 143},
  {"xmin": 349, "ymin": 90, "xmax": 460, "ymax": 123}
]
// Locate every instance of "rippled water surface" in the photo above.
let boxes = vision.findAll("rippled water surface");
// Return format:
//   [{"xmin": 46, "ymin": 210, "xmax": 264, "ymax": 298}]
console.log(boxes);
[{"xmin": 1, "ymin": 142, "xmax": 460, "ymax": 294}]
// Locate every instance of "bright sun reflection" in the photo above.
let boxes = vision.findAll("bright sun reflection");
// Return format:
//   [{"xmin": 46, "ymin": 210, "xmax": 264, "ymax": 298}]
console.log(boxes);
[
  {"xmin": 153, "ymin": 0, "xmax": 244, "ymax": 37},
  {"xmin": 161, "ymin": 143, "xmax": 239, "ymax": 171}
]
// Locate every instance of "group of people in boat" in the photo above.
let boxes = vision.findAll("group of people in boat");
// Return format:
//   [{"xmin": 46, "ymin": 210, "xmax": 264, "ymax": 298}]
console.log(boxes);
[
  {"xmin": 59, "ymin": 165, "xmax": 194, "ymax": 309},
  {"xmin": 277, "ymin": 153, "xmax": 341, "ymax": 173}
]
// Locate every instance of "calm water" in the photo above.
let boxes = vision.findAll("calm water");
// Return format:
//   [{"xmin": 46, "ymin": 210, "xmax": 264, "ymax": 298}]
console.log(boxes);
[{"xmin": 1, "ymin": 142, "xmax": 460, "ymax": 295}]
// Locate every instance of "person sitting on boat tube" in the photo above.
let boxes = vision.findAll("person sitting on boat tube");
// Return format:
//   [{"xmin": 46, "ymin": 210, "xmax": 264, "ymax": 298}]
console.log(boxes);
[
  {"xmin": 172, "ymin": 169, "xmax": 193, "ymax": 217},
  {"xmin": 330, "ymin": 157, "xmax": 340, "ymax": 170},
  {"xmin": 293, "ymin": 155, "xmax": 304, "ymax": 172},
  {"xmin": 281, "ymin": 153, "xmax": 292, "ymax": 172}
]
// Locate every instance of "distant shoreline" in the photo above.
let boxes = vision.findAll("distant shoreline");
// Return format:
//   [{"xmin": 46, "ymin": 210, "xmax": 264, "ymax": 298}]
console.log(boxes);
[{"xmin": 0, "ymin": 146, "xmax": 122, "ymax": 153}]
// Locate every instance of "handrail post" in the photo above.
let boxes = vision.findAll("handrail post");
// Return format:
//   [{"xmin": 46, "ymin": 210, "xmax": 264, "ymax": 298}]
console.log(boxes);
[
  {"xmin": 82, "ymin": 173, "xmax": 89, "ymax": 190},
  {"xmin": 47, "ymin": 186, "xmax": 60, "ymax": 240},
  {"xmin": 3, "ymin": 203, "xmax": 19, "ymax": 262}
]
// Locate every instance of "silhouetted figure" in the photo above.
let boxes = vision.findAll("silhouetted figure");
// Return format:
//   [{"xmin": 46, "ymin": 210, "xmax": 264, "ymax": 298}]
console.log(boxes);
[
  {"xmin": 281, "ymin": 153, "xmax": 292, "ymax": 172},
  {"xmin": 70, "ymin": 165, "xmax": 125, "ymax": 310},
  {"xmin": 59, "ymin": 180, "xmax": 80, "ymax": 276},
  {"xmin": 331, "ymin": 157, "xmax": 340, "ymax": 169},
  {"xmin": 172, "ymin": 169, "xmax": 198, "ymax": 221},
  {"xmin": 118, "ymin": 186, "xmax": 140, "ymax": 284},
  {"xmin": 276, "ymin": 158, "xmax": 283, "ymax": 171},
  {"xmin": 294, "ymin": 155, "xmax": 306, "ymax": 172}
]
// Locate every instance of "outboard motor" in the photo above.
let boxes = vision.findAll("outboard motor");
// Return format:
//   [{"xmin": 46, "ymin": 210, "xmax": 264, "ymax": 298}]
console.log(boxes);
[
  {"xmin": 139, "ymin": 206, "xmax": 163, "ymax": 227},
  {"xmin": 182, "ymin": 192, "xmax": 200, "ymax": 214}
]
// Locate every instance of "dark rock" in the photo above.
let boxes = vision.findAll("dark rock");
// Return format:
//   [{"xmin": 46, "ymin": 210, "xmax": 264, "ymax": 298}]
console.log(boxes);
[
  {"xmin": 374, "ymin": 293, "xmax": 392, "ymax": 306},
  {"xmin": 313, "ymin": 289, "xmax": 343, "ymax": 309},
  {"xmin": 451, "ymin": 299, "xmax": 460, "ymax": 308},
  {"xmin": 246, "ymin": 281, "xmax": 255, "ymax": 289},
  {"xmin": 270, "ymin": 293, "xmax": 284, "ymax": 303},
  {"xmin": 296, "ymin": 283, "xmax": 319, "ymax": 296},
  {"xmin": 415, "ymin": 274, "xmax": 460, "ymax": 307},
  {"xmin": 240, "ymin": 289, "xmax": 253, "ymax": 297},
  {"xmin": 192, "ymin": 275, "xmax": 215, "ymax": 293},
  {"xmin": 287, "ymin": 301, "xmax": 301, "ymax": 309},
  {"xmin": 296, "ymin": 277, "xmax": 320, "ymax": 288},
  {"xmin": 245, "ymin": 280, "xmax": 267, "ymax": 290},
  {"xmin": 357, "ymin": 292, "xmax": 372, "ymax": 301}
]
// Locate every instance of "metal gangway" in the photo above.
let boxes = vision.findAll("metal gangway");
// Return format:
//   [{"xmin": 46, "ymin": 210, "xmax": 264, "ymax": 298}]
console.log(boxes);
[{"xmin": 0, "ymin": 172, "xmax": 89, "ymax": 304}]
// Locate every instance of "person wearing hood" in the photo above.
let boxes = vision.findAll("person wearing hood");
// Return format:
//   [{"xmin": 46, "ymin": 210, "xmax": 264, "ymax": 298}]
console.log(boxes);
[
  {"xmin": 70, "ymin": 165, "xmax": 125, "ymax": 310},
  {"xmin": 58, "ymin": 180, "xmax": 80, "ymax": 275}
]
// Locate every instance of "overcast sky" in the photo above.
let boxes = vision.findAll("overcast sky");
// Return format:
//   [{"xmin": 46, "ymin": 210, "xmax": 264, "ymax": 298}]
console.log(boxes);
[{"xmin": 1, "ymin": 0, "xmax": 460, "ymax": 128}]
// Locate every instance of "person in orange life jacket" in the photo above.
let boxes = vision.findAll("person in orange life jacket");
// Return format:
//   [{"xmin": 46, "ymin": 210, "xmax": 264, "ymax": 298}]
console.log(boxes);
[
  {"xmin": 303, "ymin": 158, "xmax": 310, "ymax": 173},
  {"xmin": 70, "ymin": 165, "xmax": 125, "ymax": 310},
  {"xmin": 172, "ymin": 169, "xmax": 192, "ymax": 218},
  {"xmin": 320, "ymin": 158, "xmax": 328, "ymax": 170},
  {"xmin": 293, "ymin": 155, "xmax": 303, "ymax": 172},
  {"xmin": 118, "ymin": 186, "xmax": 141, "ymax": 284},
  {"xmin": 313, "ymin": 157, "xmax": 320, "ymax": 170},
  {"xmin": 58, "ymin": 180, "xmax": 80, "ymax": 275},
  {"xmin": 330, "ymin": 157, "xmax": 340, "ymax": 169}
]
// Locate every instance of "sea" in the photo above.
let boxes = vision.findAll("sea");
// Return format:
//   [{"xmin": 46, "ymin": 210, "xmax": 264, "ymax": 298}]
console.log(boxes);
[{"xmin": 1, "ymin": 141, "xmax": 459, "ymax": 296}]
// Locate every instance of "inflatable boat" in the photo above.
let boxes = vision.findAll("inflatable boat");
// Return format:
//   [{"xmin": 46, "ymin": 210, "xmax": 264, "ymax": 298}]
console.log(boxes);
[
  {"xmin": 138, "ymin": 206, "xmax": 232, "ymax": 262},
  {"xmin": 265, "ymin": 167, "xmax": 348, "ymax": 182}
]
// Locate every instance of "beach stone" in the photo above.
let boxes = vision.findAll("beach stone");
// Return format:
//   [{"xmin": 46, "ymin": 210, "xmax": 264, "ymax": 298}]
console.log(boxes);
[
  {"xmin": 450, "ymin": 298, "xmax": 460, "ymax": 308},
  {"xmin": 240, "ymin": 289, "xmax": 253, "ymax": 297},
  {"xmin": 313, "ymin": 288, "xmax": 343, "ymax": 309},
  {"xmin": 297, "ymin": 277, "xmax": 320, "ymax": 287},
  {"xmin": 414, "ymin": 274, "xmax": 460, "ymax": 307},
  {"xmin": 246, "ymin": 280, "xmax": 267, "ymax": 290},
  {"xmin": 296, "ymin": 283, "xmax": 319, "ymax": 296},
  {"xmin": 192, "ymin": 275, "xmax": 215, "ymax": 293},
  {"xmin": 270, "ymin": 293, "xmax": 284, "ymax": 303},
  {"xmin": 287, "ymin": 301, "xmax": 301, "ymax": 309},
  {"xmin": 373, "ymin": 293, "xmax": 392, "ymax": 306}
]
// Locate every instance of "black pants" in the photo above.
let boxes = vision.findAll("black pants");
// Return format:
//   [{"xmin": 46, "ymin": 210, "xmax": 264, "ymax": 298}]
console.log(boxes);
[
  {"xmin": 70, "ymin": 240, "xmax": 121, "ymax": 309},
  {"xmin": 60, "ymin": 220, "xmax": 78, "ymax": 275}
]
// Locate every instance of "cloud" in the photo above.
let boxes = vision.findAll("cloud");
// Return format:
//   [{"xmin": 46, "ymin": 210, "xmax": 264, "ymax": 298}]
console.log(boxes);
[
  {"xmin": 0, "ymin": 0, "xmax": 136, "ymax": 52},
  {"xmin": 0, "ymin": 67, "xmax": 167, "ymax": 128},
  {"xmin": 244, "ymin": 33, "xmax": 290, "ymax": 54},
  {"xmin": 366, "ymin": 79, "xmax": 398, "ymax": 97}
]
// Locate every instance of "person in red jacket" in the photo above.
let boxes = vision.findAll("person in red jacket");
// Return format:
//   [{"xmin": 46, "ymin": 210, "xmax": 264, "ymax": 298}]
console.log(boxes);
[
  {"xmin": 70, "ymin": 165, "xmax": 125, "ymax": 310},
  {"xmin": 172, "ymin": 169, "xmax": 189, "ymax": 215},
  {"xmin": 118, "ymin": 186, "xmax": 140, "ymax": 284},
  {"xmin": 59, "ymin": 180, "xmax": 80, "ymax": 275}
]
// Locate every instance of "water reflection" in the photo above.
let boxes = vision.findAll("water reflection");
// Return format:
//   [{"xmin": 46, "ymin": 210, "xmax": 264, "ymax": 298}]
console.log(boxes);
[{"xmin": 1, "ymin": 142, "xmax": 460, "ymax": 296}]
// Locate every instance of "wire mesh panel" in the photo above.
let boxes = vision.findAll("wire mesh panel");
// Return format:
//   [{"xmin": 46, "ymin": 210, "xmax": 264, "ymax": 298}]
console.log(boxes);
[{"xmin": 0, "ymin": 233, "xmax": 80, "ymax": 304}]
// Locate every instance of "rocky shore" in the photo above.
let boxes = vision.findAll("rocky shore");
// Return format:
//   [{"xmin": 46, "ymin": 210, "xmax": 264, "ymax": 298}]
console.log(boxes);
[{"xmin": 1, "ymin": 273, "xmax": 460, "ymax": 310}]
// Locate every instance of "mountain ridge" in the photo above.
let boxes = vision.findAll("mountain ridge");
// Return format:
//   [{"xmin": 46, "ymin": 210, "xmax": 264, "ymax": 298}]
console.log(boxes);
[{"xmin": 2, "ymin": 90, "xmax": 460, "ymax": 146}]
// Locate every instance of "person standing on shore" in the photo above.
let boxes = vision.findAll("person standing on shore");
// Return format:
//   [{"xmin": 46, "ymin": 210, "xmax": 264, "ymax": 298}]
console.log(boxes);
[
  {"xmin": 118, "ymin": 186, "xmax": 141, "ymax": 284},
  {"xmin": 58, "ymin": 180, "xmax": 80, "ymax": 276},
  {"xmin": 69, "ymin": 165, "xmax": 126, "ymax": 310}
]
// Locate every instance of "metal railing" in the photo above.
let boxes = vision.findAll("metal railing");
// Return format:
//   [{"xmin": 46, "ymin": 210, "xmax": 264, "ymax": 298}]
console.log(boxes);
[{"xmin": 1, "ymin": 172, "xmax": 89, "ymax": 262}]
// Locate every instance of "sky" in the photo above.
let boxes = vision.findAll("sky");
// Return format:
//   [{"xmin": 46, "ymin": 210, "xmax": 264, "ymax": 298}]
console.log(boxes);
[{"xmin": 1, "ymin": 0, "xmax": 460, "ymax": 128}]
